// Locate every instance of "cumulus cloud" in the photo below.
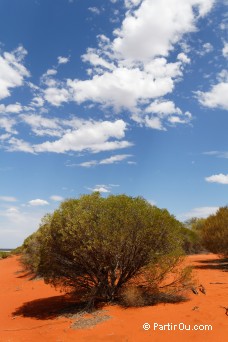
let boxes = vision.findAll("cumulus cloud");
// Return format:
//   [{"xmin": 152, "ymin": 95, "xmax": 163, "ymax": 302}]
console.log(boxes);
[
  {"xmin": 57, "ymin": 56, "xmax": 70, "ymax": 64},
  {"xmin": 113, "ymin": 0, "xmax": 214, "ymax": 60},
  {"xmin": 58, "ymin": 0, "xmax": 214, "ymax": 128},
  {"xmin": 196, "ymin": 82, "xmax": 228, "ymax": 110},
  {"xmin": 34, "ymin": 119, "xmax": 131, "ymax": 153},
  {"xmin": 30, "ymin": 96, "xmax": 44, "ymax": 107},
  {"xmin": 205, "ymin": 173, "xmax": 228, "ymax": 184},
  {"xmin": 28, "ymin": 199, "xmax": 50, "ymax": 206},
  {"xmin": 44, "ymin": 87, "xmax": 70, "ymax": 106},
  {"xmin": 0, "ymin": 103, "xmax": 23, "ymax": 114},
  {"xmin": 145, "ymin": 99, "xmax": 182, "ymax": 115},
  {"xmin": 67, "ymin": 60, "xmax": 182, "ymax": 112},
  {"xmin": 6, "ymin": 118, "xmax": 132, "ymax": 154},
  {"xmin": 177, "ymin": 52, "xmax": 191, "ymax": 64},
  {"xmin": 0, "ymin": 46, "xmax": 29, "ymax": 100}
]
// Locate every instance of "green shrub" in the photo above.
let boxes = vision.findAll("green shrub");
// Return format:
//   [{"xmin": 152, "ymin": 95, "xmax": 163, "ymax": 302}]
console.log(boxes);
[
  {"xmin": 180, "ymin": 226, "xmax": 203, "ymax": 254},
  {"xmin": 0, "ymin": 251, "xmax": 10, "ymax": 259},
  {"xmin": 22, "ymin": 193, "xmax": 190, "ymax": 307},
  {"xmin": 201, "ymin": 207, "xmax": 228, "ymax": 257}
]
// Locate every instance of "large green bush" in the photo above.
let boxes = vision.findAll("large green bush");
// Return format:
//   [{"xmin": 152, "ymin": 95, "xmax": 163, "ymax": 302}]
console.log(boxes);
[
  {"xmin": 22, "ymin": 193, "xmax": 189, "ymax": 306},
  {"xmin": 201, "ymin": 207, "xmax": 228, "ymax": 257}
]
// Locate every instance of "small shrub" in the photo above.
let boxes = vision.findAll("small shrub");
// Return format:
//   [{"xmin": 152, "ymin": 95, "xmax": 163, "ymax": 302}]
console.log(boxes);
[
  {"xmin": 0, "ymin": 251, "xmax": 10, "ymax": 259},
  {"xmin": 120, "ymin": 286, "xmax": 146, "ymax": 307}
]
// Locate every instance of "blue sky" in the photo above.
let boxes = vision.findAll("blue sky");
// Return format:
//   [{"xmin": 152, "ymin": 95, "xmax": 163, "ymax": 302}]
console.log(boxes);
[{"xmin": 0, "ymin": 0, "xmax": 228, "ymax": 247}]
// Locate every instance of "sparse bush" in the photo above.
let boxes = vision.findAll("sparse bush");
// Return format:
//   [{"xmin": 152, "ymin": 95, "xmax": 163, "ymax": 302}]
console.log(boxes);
[
  {"xmin": 201, "ymin": 207, "xmax": 228, "ymax": 257},
  {"xmin": 0, "ymin": 251, "xmax": 10, "ymax": 259},
  {"xmin": 22, "ymin": 193, "xmax": 191, "ymax": 307},
  {"xmin": 180, "ymin": 225, "xmax": 203, "ymax": 254},
  {"xmin": 11, "ymin": 246, "xmax": 24, "ymax": 255}
]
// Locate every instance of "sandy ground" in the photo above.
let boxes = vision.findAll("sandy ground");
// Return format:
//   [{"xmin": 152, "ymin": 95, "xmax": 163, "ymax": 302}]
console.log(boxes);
[{"xmin": 0, "ymin": 254, "xmax": 227, "ymax": 342}]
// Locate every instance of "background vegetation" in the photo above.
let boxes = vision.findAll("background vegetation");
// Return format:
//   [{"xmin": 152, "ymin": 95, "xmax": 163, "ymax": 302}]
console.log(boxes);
[{"xmin": 200, "ymin": 207, "xmax": 228, "ymax": 257}]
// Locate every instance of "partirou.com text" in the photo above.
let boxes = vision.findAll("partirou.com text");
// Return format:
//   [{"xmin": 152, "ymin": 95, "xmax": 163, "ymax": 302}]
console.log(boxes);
[{"xmin": 143, "ymin": 322, "xmax": 213, "ymax": 331}]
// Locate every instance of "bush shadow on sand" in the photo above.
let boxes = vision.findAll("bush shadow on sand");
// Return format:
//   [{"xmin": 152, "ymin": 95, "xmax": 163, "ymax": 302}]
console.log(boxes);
[
  {"xmin": 12, "ymin": 291, "xmax": 189, "ymax": 321},
  {"xmin": 12, "ymin": 294, "xmax": 90, "ymax": 320},
  {"xmin": 193, "ymin": 257, "xmax": 228, "ymax": 272}
]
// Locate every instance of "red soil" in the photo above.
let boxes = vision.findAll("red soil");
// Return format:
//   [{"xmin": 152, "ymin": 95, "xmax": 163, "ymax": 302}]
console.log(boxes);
[{"xmin": 0, "ymin": 254, "xmax": 227, "ymax": 342}]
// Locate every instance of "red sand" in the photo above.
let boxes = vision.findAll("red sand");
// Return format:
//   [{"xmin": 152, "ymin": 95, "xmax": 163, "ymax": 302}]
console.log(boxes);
[{"xmin": 0, "ymin": 254, "xmax": 227, "ymax": 342}]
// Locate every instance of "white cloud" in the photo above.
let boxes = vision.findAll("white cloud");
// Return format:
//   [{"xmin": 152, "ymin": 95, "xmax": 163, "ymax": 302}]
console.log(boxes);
[
  {"xmin": 76, "ymin": 154, "xmax": 132, "ymax": 167},
  {"xmin": 88, "ymin": 7, "xmax": 101, "ymax": 15},
  {"xmin": 50, "ymin": 195, "xmax": 64, "ymax": 201},
  {"xmin": 113, "ymin": 0, "xmax": 214, "ymax": 60},
  {"xmin": 0, "ymin": 196, "xmax": 17, "ymax": 202},
  {"xmin": 46, "ymin": 69, "xmax": 57, "ymax": 76},
  {"xmin": 197, "ymin": 42, "xmax": 214, "ymax": 56},
  {"xmin": 7, "ymin": 137, "xmax": 35, "ymax": 153},
  {"xmin": 57, "ymin": 56, "xmax": 70, "ymax": 64},
  {"xmin": 0, "ymin": 103, "xmax": 22, "ymax": 114},
  {"xmin": 202, "ymin": 42, "xmax": 213, "ymax": 53},
  {"xmin": 0, "ymin": 133, "xmax": 11, "ymax": 141},
  {"xmin": 196, "ymin": 82, "xmax": 228, "ymax": 110},
  {"xmin": 6, "ymin": 119, "xmax": 132, "ymax": 154},
  {"xmin": 203, "ymin": 151, "xmax": 228, "ymax": 158},
  {"xmin": 76, "ymin": 160, "xmax": 98, "ymax": 168},
  {"xmin": 100, "ymin": 154, "xmax": 132, "ymax": 164},
  {"xmin": 44, "ymin": 87, "xmax": 70, "ymax": 106},
  {"xmin": 0, "ymin": 206, "xmax": 49, "ymax": 247},
  {"xmin": 87, "ymin": 183, "xmax": 120, "ymax": 193},
  {"xmin": 145, "ymin": 99, "xmax": 182, "ymax": 115},
  {"xmin": 178, "ymin": 206, "xmax": 219, "ymax": 220},
  {"xmin": 0, "ymin": 207, "xmax": 27, "ymax": 224},
  {"xmin": 21, "ymin": 114, "xmax": 62, "ymax": 137},
  {"xmin": 30, "ymin": 96, "xmax": 44, "ymax": 107},
  {"xmin": 0, "ymin": 46, "xmax": 29, "ymax": 100},
  {"xmin": 62, "ymin": 0, "xmax": 214, "ymax": 128},
  {"xmin": 88, "ymin": 184, "xmax": 111, "ymax": 193},
  {"xmin": 34, "ymin": 119, "xmax": 132, "ymax": 153},
  {"xmin": 177, "ymin": 52, "xmax": 191, "ymax": 64},
  {"xmin": 0, "ymin": 117, "xmax": 17, "ymax": 134},
  {"xmin": 28, "ymin": 199, "xmax": 50, "ymax": 206},
  {"xmin": 93, "ymin": 186, "xmax": 110, "ymax": 193},
  {"xmin": 144, "ymin": 116, "xmax": 165, "ymax": 130},
  {"xmin": 82, "ymin": 49, "xmax": 115, "ymax": 71},
  {"xmin": 222, "ymin": 42, "xmax": 228, "ymax": 58},
  {"xmin": 67, "ymin": 63, "xmax": 179, "ymax": 111},
  {"xmin": 205, "ymin": 173, "xmax": 228, "ymax": 184}
]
